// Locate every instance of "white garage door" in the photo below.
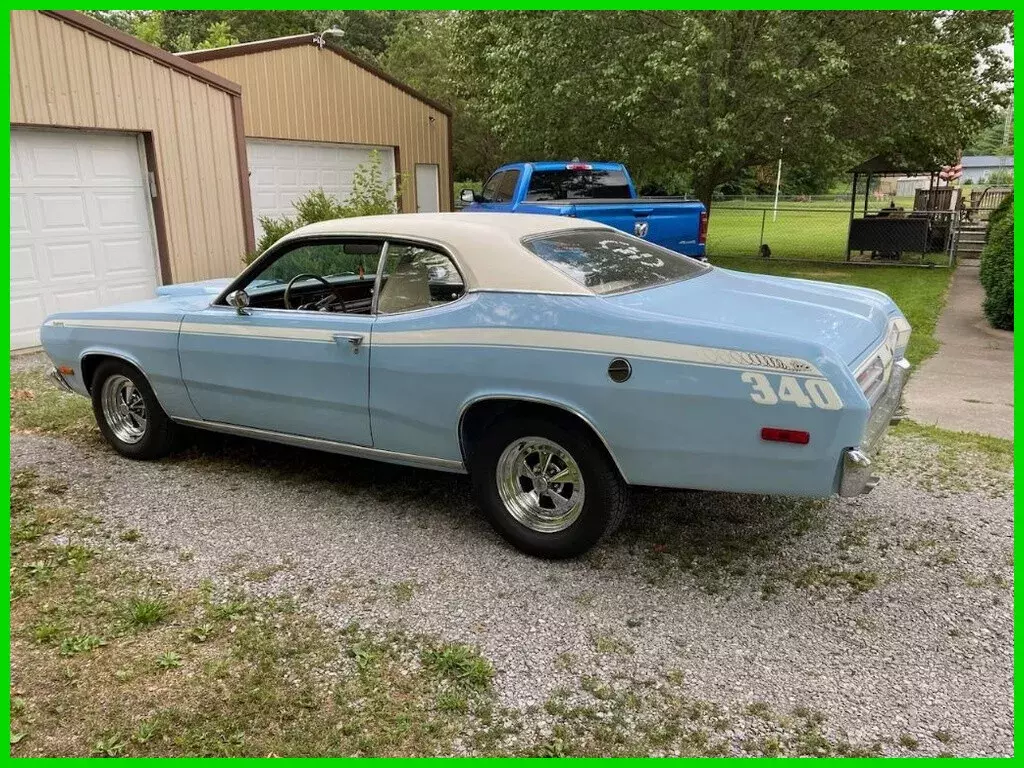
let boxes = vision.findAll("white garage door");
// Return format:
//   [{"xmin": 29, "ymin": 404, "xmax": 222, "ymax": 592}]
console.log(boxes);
[
  {"xmin": 247, "ymin": 139, "xmax": 396, "ymax": 245},
  {"xmin": 10, "ymin": 129, "xmax": 159, "ymax": 350}
]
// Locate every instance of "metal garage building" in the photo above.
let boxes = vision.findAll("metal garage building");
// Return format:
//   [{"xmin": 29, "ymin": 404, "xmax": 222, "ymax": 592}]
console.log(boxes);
[
  {"xmin": 9, "ymin": 13, "xmax": 453, "ymax": 351},
  {"xmin": 179, "ymin": 34, "xmax": 453, "ymax": 239},
  {"xmin": 9, "ymin": 10, "xmax": 254, "ymax": 349}
]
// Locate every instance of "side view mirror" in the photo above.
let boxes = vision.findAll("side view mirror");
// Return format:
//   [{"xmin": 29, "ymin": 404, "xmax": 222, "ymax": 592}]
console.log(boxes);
[
  {"xmin": 460, "ymin": 188, "xmax": 477, "ymax": 204},
  {"xmin": 226, "ymin": 289, "xmax": 250, "ymax": 315}
]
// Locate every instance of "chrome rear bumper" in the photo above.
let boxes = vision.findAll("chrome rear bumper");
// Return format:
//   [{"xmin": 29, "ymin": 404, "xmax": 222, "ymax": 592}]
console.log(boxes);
[
  {"xmin": 838, "ymin": 357, "xmax": 910, "ymax": 497},
  {"xmin": 48, "ymin": 366, "xmax": 74, "ymax": 393}
]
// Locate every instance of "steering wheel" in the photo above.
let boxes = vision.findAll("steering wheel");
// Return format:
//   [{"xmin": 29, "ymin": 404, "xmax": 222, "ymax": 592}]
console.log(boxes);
[{"xmin": 283, "ymin": 273, "xmax": 344, "ymax": 311}]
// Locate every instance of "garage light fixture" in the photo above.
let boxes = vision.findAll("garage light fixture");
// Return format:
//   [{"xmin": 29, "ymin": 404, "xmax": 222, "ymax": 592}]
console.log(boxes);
[{"xmin": 313, "ymin": 27, "xmax": 343, "ymax": 49}]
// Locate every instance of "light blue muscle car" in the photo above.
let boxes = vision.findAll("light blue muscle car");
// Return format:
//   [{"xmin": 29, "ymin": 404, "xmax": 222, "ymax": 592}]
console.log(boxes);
[{"xmin": 41, "ymin": 213, "xmax": 911, "ymax": 558}]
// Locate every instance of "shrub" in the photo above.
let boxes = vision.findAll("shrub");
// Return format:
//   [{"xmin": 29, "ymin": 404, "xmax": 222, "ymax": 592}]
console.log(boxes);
[
  {"xmin": 246, "ymin": 150, "xmax": 403, "ymax": 262},
  {"xmin": 979, "ymin": 193, "xmax": 1013, "ymax": 330}
]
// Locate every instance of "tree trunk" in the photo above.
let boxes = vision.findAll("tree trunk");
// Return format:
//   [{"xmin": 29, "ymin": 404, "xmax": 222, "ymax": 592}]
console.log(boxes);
[{"xmin": 693, "ymin": 173, "xmax": 719, "ymax": 217}]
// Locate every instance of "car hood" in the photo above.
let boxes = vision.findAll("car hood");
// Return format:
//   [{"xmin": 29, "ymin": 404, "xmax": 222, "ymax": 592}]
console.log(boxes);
[{"xmin": 606, "ymin": 267, "xmax": 895, "ymax": 365}]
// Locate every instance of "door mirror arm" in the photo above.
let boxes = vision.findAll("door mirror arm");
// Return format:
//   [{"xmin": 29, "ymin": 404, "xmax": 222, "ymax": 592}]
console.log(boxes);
[{"xmin": 226, "ymin": 289, "xmax": 251, "ymax": 316}]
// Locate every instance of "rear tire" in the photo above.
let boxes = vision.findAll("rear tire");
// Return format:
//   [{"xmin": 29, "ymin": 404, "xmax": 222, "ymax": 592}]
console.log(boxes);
[
  {"xmin": 90, "ymin": 360, "xmax": 177, "ymax": 460},
  {"xmin": 469, "ymin": 413, "xmax": 628, "ymax": 558}
]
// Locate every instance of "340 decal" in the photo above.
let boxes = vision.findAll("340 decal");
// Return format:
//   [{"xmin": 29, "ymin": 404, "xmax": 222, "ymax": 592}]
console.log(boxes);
[{"xmin": 741, "ymin": 372, "xmax": 843, "ymax": 410}]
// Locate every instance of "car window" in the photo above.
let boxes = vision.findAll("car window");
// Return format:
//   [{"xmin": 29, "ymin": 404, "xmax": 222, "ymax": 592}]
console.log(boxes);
[
  {"xmin": 524, "ymin": 169, "xmax": 631, "ymax": 201},
  {"xmin": 480, "ymin": 171, "xmax": 506, "ymax": 203},
  {"xmin": 376, "ymin": 243, "xmax": 465, "ymax": 314},
  {"xmin": 494, "ymin": 170, "xmax": 520, "ymax": 202},
  {"xmin": 245, "ymin": 240, "xmax": 383, "ymax": 294},
  {"xmin": 523, "ymin": 230, "xmax": 709, "ymax": 295}
]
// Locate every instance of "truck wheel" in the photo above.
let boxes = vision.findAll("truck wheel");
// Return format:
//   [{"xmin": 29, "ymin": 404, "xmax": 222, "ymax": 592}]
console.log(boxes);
[
  {"xmin": 469, "ymin": 414, "xmax": 628, "ymax": 558},
  {"xmin": 91, "ymin": 360, "xmax": 177, "ymax": 460}
]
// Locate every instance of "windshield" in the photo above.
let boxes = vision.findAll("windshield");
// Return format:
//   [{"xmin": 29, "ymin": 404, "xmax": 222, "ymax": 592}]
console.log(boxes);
[
  {"xmin": 524, "ymin": 169, "xmax": 631, "ymax": 201},
  {"xmin": 523, "ymin": 230, "xmax": 709, "ymax": 295}
]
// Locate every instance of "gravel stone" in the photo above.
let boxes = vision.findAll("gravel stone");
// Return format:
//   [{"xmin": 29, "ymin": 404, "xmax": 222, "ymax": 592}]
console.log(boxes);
[{"xmin": 10, "ymin": 427, "xmax": 1013, "ymax": 756}]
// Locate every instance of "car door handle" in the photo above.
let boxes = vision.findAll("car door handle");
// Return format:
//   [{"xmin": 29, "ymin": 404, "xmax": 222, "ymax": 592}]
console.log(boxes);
[{"xmin": 333, "ymin": 333, "xmax": 364, "ymax": 352}]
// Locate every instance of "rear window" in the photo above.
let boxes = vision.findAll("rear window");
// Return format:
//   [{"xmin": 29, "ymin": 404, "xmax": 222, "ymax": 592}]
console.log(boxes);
[
  {"xmin": 524, "ymin": 168, "xmax": 631, "ymax": 201},
  {"xmin": 523, "ymin": 230, "xmax": 709, "ymax": 295}
]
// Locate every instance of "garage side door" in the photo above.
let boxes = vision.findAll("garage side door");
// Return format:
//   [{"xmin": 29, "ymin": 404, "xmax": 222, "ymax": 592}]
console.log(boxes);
[
  {"xmin": 10, "ymin": 129, "xmax": 159, "ymax": 350},
  {"xmin": 247, "ymin": 139, "xmax": 396, "ymax": 246}
]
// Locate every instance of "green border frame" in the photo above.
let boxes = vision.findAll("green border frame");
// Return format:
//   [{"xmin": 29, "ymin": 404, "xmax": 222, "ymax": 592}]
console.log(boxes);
[{"xmin": 2, "ymin": 3, "xmax": 1017, "ymax": 761}]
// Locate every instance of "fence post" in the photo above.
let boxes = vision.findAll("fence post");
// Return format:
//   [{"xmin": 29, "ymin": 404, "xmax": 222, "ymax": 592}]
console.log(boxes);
[{"xmin": 758, "ymin": 209, "xmax": 767, "ymax": 252}]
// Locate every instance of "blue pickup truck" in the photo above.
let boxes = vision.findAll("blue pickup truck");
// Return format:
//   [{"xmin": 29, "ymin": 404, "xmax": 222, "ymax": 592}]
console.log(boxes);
[{"xmin": 460, "ymin": 161, "xmax": 707, "ymax": 260}]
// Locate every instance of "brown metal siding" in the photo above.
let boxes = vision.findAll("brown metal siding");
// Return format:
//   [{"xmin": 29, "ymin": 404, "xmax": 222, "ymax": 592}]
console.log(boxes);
[
  {"xmin": 9, "ymin": 11, "xmax": 250, "ymax": 283},
  {"xmin": 196, "ymin": 45, "xmax": 452, "ymax": 212}
]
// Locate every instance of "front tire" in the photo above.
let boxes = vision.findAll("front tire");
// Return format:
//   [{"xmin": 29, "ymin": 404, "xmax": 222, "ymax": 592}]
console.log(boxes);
[
  {"xmin": 90, "ymin": 360, "xmax": 177, "ymax": 460},
  {"xmin": 470, "ymin": 414, "xmax": 628, "ymax": 558}
]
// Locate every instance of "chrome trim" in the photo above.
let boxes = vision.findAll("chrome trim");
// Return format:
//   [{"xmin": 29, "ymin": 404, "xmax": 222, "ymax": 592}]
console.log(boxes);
[
  {"xmin": 457, "ymin": 394, "xmax": 629, "ymax": 483},
  {"xmin": 171, "ymin": 417, "xmax": 467, "ymax": 474},
  {"xmin": 372, "ymin": 239, "xmax": 470, "ymax": 317},
  {"xmin": 370, "ymin": 240, "xmax": 390, "ymax": 315},
  {"xmin": 838, "ymin": 356, "xmax": 910, "ymax": 496},
  {"xmin": 78, "ymin": 350, "xmax": 158, "ymax": 395},
  {"xmin": 48, "ymin": 367, "xmax": 74, "ymax": 393},
  {"xmin": 839, "ymin": 448, "xmax": 879, "ymax": 497}
]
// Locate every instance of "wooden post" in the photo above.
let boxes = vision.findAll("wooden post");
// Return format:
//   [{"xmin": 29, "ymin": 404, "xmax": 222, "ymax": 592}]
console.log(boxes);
[{"xmin": 847, "ymin": 172, "xmax": 858, "ymax": 261}]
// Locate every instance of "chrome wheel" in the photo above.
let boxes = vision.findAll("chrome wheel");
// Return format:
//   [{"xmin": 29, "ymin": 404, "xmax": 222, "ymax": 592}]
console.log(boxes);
[
  {"xmin": 100, "ymin": 375, "xmax": 148, "ymax": 444},
  {"xmin": 496, "ymin": 437, "xmax": 585, "ymax": 533}
]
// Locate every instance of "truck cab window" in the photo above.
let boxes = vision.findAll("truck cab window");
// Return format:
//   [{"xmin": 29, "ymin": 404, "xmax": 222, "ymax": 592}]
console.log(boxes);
[{"xmin": 525, "ymin": 169, "xmax": 631, "ymax": 201}]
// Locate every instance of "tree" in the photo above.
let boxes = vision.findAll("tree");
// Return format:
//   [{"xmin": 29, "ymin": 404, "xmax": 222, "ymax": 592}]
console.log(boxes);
[
  {"xmin": 451, "ymin": 11, "xmax": 1013, "ymax": 210},
  {"xmin": 965, "ymin": 108, "xmax": 1014, "ymax": 155},
  {"xmin": 382, "ymin": 13, "xmax": 506, "ymax": 181},
  {"xmin": 90, "ymin": 11, "xmax": 401, "ymax": 60}
]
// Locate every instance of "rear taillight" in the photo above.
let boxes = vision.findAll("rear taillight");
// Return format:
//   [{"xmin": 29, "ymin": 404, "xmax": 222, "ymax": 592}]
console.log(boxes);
[
  {"xmin": 857, "ymin": 356, "xmax": 886, "ymax": 401},
  {"xmin": 761, "ymin": 427, "xmax": 810, "ymax": 445},
  {"xmin": 698, "ymin": 210, "xmax": 708, "ymax": 244}
]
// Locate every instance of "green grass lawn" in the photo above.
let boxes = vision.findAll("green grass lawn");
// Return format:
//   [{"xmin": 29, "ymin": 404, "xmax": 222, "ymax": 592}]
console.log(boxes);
[
  {"xmin": 713, "ymin": 257, "xmax": 954, "ymax": 367},
  {"xmin": 706, "ymin": 197, "xmax": 925, "ymax": 262}
]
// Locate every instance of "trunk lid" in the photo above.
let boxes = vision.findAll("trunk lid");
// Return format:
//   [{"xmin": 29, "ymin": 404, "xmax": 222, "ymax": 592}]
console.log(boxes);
[{"xmin": 606, "ymin": 267, "xmax": 892, "ymax": 366}]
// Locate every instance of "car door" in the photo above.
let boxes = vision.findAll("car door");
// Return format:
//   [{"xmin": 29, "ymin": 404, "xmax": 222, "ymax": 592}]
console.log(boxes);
[
  {"xmin": 367, "ymin": 241, "xmax": 468, "ymax": 460},
  {"xmin": 177, "ymin": 238, "xmax": 381, "ymax": 446}
]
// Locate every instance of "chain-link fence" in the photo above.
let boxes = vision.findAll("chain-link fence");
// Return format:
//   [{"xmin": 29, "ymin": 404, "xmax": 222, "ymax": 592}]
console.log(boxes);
[{"xmin": 706, "ymin": 196, "xmax": 958, "ymax": 265}]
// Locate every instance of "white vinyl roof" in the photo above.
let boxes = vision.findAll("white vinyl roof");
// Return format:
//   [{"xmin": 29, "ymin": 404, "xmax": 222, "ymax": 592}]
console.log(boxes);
[{"xmin": 282, "ymin": 212, "xmax": 616, "ymax": 295}]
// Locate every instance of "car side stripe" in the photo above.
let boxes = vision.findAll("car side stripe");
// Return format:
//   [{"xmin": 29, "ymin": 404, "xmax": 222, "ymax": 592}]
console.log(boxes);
[
  {"xmin": 178, "ymin": 322, "xmax": 336, "ymax": 343},
  {"xmin": 373, "ymin": 328, "xmax": 822, "ymax": 376},
  {"xmin": 46, "ymin": 319, "xmax": 822, "ymax": 376}
]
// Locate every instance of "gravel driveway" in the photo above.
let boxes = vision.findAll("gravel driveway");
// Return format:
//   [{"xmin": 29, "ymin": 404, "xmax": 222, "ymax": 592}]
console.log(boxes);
[{"xmin": 10, "ymin": 405, "xmax": 1013, "ymax": 755}]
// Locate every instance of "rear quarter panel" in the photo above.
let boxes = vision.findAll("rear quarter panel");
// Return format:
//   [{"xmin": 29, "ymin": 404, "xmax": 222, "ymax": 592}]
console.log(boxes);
[{"xmin": 369, "ymin": 291, "xmax": 868, "ymax": 496}]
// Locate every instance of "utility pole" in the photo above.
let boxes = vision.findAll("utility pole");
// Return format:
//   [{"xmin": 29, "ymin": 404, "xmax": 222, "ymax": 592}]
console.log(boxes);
[{"xmin": 772, "ymin": 116, "xmax": 791, "ymax": 223}]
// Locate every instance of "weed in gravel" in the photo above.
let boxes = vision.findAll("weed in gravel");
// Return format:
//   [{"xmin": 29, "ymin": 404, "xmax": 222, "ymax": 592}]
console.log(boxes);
[
  {"xmin": 933, "ymin": 729, "xmax": 954, "ymax": 744},
  {"xmin": 123, "ymin": 596, "xmax": 172, "ymax": 628},
  {"xmin": 898, "ymin": 732, "xmax": 920, "ymax": 750},
  {"xmin": 391, "ymin": 580, "xmax": 417, "ymax": 604},
  {"xmin": 59, "ymin": 635, "xmax": 105, "ymax": 656},
  {"xmin": 243, "ymin": 564, "xmax": 286, "ymax": 583},
  {"xmin": 593, "ymin": 634, "xmax": 634, "ymax": 655},
  {"xmin": 420, "ymin": 643, "xmax": 494, "ymax": 691},
  {"xmin": 877, "ymin": 420, "xmax": 1013, "ymax": 496},
  {"xmin": 118, "ymin": 529, "xmax": 142, "ymax": 543},
  {"xmin": 91, "ymin": 733, "xmax": 128, "ymax": 757},
  {"xmin": 155, "ymin": 651, "xmax": 183, "ymax": 669},
  {"xmin": 30, "ymin": 620, "xmax": 66, "ymax": 644},
  {"xmin": 963, "ymin": 572, "xmax": 1009, "ymax": 589},
  {"xmin": 791, "ymin": 565, "xmax": 879, "ymax": 594}
]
